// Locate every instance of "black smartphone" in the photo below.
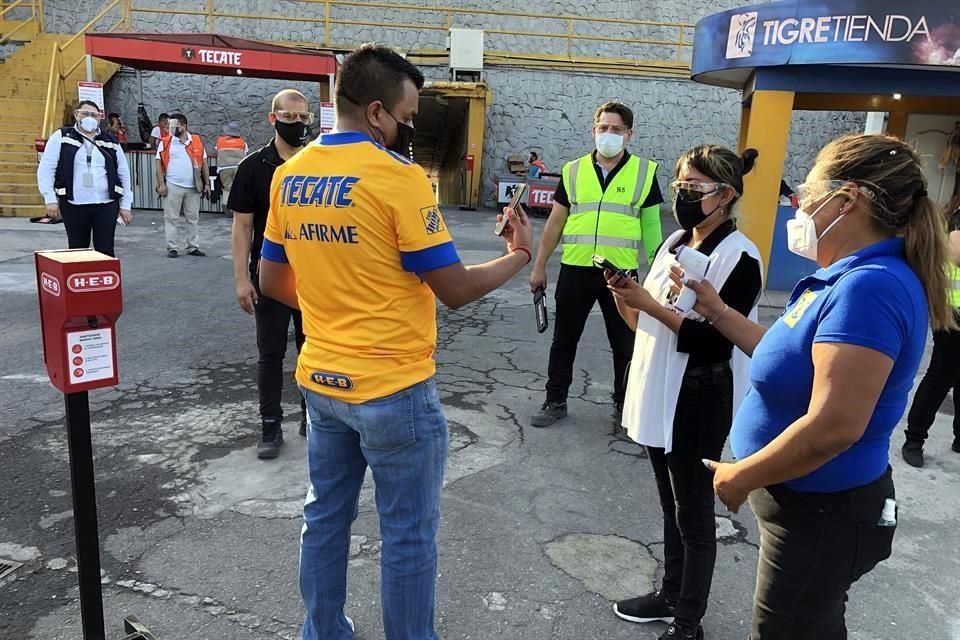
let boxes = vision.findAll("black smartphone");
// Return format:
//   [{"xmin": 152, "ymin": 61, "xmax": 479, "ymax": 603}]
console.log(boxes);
[
  {"xmin": 592, "ymin": 254, "xmax": 629, "ymax": 279},
  {"xmin": 533, "ymin": 285, "xmax": 549, "ymax": 334},
  {"xmin": 495, "ymin": 183, "xmax": 527, "ymax": 236}
]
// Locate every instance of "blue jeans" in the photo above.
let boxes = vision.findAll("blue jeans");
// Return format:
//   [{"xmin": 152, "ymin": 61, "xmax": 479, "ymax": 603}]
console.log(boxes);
[{"xmin": 299, "ymin": 378, "xmax": 448, "ymax": 640}]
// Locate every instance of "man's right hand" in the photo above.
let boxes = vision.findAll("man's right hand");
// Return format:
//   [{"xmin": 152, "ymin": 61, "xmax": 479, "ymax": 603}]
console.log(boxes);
[
  {"xmin": 45, "ymin": 203, "xmax": 60, "ymax": 220},
  {"xmin": 529, "ymin": 265, "xmax": 547, "ymax": 293},
  {"xmin": 157, "ymin": 182, "xmax": 168, "ymax": 197},
  {"xmin": 236, "ymin": 279, "xmax": 258, "ymax": 315}
]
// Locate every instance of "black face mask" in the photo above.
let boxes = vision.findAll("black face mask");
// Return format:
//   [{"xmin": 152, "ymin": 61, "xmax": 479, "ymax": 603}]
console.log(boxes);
[
  {"xmin": 673, "ymin": 197, "xmax": 722, "ymax": 232},
  {"xmin": 275, "ymin": 120, "xmax": 309, "ymax": 148},
  {"xmin": 382, "ymin": 109, "xmax": 415, "ymax": 159}
]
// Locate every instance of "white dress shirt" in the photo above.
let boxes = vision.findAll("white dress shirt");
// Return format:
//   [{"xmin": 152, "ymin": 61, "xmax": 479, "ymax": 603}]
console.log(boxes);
[
  {"xmin": 37, "ymin": 126, "xmax": 133, "ymax": 210},
  {"xmin": 156, "ymin": 133, "xmax": 207, "ymax": 189}
]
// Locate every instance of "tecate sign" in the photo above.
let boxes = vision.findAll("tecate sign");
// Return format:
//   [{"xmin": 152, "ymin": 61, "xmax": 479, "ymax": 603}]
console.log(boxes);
[
  {"xmin": 67, "ymin": 271, "xmax": 120, "ymax": 293},
  {"xmin": 198, "ymin": 49, "xmax": 243, "ymax": 66},
  {"xmin": 40, "ymin": 272, "xmax": 61, "ymax": 297}
]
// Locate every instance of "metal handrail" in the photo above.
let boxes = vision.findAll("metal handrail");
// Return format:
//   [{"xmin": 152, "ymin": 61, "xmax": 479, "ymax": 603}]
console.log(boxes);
[
  {"xmin": 0, "ymin": 0, "xmax": 24, "ymax": 20},
  {"xmin": 126, "ymin": 0, "xmax": 694, "ymax": 71},
  {"xmin": 39, "ymin": 0, "xmax": 123, "ymax": 139}
]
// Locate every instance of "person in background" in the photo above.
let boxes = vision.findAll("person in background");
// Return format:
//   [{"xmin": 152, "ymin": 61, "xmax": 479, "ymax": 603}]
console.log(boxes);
[
  {"xmin": 527, "ymin": 151, "xmax": 548, "ymax": 178},
  {"xmin": 528, "ymin": 101, "xmax": 663, "ymax": 428},
  {"xmin": 229, "ymin": 91, "xmax": 312, "ymax": 459},
  {"xmin": 214, "ymin": 121, "xmax": 250, "ymax": 217},
  {"xmin": 107, "ymin": 113, "xmax": 128, "ymax": 146},
  {"xmin": 901, "ymin": 193, "xmax": 960, "ymax": 467},
  {"xmin": 156, "ymin": 113, "xmax": 210, "ymax": 258},
  {"xmin": 259, "ymin": 43, "xmax": 532, "ymax": 640},
  {"xmin": 681, "ymin": 134, "xmax": 952, "ymax": 638},
  {"xmin": 37, "ymin": 100, "xmax": 133, "ymax": 256},
  {"xmin": 607, "ymin": 145, "xmax": 762, "ymax": 640},
  {"xmin": 150, "ymin": 112, "xmax": 169, "ymax": 148}
]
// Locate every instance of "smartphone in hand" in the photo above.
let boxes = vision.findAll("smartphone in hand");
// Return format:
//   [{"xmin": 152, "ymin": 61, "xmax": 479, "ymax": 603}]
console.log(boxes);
[
  {"xmin": 495, "ymin": 184, "xmax": 527, "ymax": 236},
  {"xmin": 592, "ymin": 254, "xmax": 629, "ymax": 279}
]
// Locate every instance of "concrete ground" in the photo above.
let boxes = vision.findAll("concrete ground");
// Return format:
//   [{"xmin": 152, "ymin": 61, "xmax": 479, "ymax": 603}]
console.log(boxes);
[{"xmin": 0, "ymin": 208, "xmax": 958, "ymax": 640}]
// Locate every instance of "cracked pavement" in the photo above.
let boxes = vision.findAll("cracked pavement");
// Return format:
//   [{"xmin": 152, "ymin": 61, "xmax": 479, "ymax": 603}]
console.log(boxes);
[{"xmin": 1, "ymin": 210, "xmax": 958, "ymax": 639}]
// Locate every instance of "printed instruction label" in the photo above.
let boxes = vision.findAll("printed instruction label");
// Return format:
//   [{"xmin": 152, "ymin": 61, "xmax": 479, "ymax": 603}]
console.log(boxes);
[{"xmin": 66, "ymin": 328, "xmax": 114, "ymax": 384}]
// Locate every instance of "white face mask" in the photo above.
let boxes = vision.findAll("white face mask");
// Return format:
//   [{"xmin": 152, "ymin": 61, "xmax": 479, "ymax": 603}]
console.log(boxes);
[
  {"xmin": 786, "ymin": 194, "xmax": 846, "ymax": 261},
  {"xmin": 595, "ymin": 132, "xmax": 625, "ymax": 159},
  {"xmin": 79, "ymin": 116, "xmax": 99, "ymax": 133}
]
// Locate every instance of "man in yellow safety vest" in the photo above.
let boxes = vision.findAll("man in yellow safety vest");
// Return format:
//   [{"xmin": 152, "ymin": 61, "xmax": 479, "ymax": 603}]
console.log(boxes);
[
  {"xmin": 902, "ymin": 196, "xmax": 960, "ymax": 467},
  {"xmin": 529, "ymin": 101, "xmax": 663, "ymax": 428}
]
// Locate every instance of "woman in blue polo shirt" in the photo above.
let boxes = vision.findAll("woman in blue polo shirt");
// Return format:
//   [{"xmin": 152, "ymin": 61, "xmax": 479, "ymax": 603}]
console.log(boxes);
[{"xmin": 675, "ymin": 134, "xmax": 956, "ymax": 639}]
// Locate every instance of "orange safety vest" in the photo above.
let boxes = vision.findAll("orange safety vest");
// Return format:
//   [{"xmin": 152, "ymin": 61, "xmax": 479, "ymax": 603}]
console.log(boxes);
[
  {"xmin": 159, "ymin": 134, "xmax": 205, "ymax": 174},
  {"xmin": 216, "ymin": 135, "xmax": 246, "ymax": 152}
]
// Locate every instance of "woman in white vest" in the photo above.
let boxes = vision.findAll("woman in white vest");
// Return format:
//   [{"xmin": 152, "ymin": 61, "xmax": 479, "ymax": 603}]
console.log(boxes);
[{"xmin": 606, "ymin": 145, "xmax": 763, "ymax": 640}]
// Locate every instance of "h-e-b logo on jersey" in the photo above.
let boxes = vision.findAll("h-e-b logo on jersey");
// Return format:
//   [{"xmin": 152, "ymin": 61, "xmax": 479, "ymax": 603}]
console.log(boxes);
[{"xmin": 420, "ymin": 206, "xmax": 445, "ymax": 235}]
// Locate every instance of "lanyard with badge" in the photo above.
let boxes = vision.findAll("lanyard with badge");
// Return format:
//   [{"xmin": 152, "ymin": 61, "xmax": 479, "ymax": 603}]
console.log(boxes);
[{"xmin": 81, "ymin": 137, "xmax": 96, "ymax": 188}]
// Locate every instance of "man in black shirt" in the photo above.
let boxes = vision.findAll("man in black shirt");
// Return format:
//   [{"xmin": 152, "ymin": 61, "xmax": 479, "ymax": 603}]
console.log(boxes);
[{"xmin": 229, "ymin": 89, "xmax": 315, "ymax": 459}]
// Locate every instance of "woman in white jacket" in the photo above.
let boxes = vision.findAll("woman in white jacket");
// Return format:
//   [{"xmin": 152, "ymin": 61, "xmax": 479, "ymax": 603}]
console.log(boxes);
[{"xmin": 606, "ymin": 145, "xmax": 763, "ymax": 640}]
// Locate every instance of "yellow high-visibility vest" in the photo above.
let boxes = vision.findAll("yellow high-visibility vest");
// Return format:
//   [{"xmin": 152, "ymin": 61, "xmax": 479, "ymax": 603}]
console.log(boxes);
[
  {"xmin": 949, "ymin": 264, "xmax": 960, "ymax": 308},
  {"xmin": 560, "ymin": 153, "xmax": 657, "ymax": 269}
]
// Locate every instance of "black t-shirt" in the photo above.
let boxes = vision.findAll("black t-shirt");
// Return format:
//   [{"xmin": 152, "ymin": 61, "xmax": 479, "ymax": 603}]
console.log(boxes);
[
  {"xmin": 227, "ymin": 141, "xmax": 284, "ymax": 275},
  {"xmin": 670, "ymin": 220, "xmax": 763, "ymax": 368},
  {"xmin": 552, "ymin": 150, "xmax": 664, "ymax": 210}
]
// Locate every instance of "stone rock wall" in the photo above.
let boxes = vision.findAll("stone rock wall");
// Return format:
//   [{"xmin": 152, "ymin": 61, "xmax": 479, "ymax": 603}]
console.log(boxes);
[
  {"xmin": 480, "ymin": 67, "xmax": 865, "ymax": 205},
  {"xmin": 52, "ymin": 0, "xmax": 864, "ymax": 206}
]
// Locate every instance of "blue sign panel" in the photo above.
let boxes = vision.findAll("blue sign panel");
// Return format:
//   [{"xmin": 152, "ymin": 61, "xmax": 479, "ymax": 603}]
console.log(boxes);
[{"xmin": 693, "ymin": 0, "xmax": 960, "ymax": 87}]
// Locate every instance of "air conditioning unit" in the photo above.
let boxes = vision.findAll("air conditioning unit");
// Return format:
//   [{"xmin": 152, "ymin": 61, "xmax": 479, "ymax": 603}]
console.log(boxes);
[{"xmin": 449, "ymin": 28, "xmax": 484, "ymax": 75}]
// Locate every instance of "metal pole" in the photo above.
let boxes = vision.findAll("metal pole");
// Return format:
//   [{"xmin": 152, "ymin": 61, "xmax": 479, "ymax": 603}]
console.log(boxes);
[
  {"xmin": 327, "ymin": 73, "xmax": 335, "ymax": 102},
  {"xmin": 85, "ymin": 54, "xmax": 94, "ymax": 82},
  {"xmin": 64, "ymin": 391, "xmax": 106, "ymax": 640}
]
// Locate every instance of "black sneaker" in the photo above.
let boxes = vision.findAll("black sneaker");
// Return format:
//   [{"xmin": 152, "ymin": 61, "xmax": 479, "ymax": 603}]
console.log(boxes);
[
  {"xmin": 186, "ymin": 248, "xmax": 206, "ymax": 257},
  {"xmin": 531, "ymin": 401, "xmax": 567, "ymax": 428},
  {"xmin": 901, "ymin": 441, "xmax": 924, "ymax": 468},
  {"xmin": 614, "ymin": 590, "xmax": 676, "ymax": 624},
  {"xmin": 299, "ymin": 417, "xmax": 307, "ymax": 437},
  {"xmin": 659, "ymin": 621, "xmax": 704, "ymax": 640},
  {"xmin": 257, "ymin": 422, "xmax": 284, "ymax": 459},
  {"xmin": 952, "ymin": 438, "xmax": 960, "ymax": 454},
  {"xmin": 167, "ymin": 249, "xmax": 179, "ymax": 258}
]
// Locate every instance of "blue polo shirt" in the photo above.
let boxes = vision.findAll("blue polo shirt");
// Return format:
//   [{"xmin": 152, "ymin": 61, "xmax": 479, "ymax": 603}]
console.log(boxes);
[{"xmin": 731, "ymin": 238, "xmax": 928, "ymax": 492}]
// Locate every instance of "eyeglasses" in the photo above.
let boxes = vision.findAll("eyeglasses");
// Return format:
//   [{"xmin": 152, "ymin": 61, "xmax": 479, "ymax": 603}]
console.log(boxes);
[
  {"xmin": 795, "ymin": 180, "xmax": 875, "ymax": 209},
  {"xmin": 274, "ymin": 110, "xmax": 315, "ymax": 124},
  {"xmin": 669, "ymin": 180, "xmax": 733, "ymax": 203},
  {"xmin": 595, "ymin": 124, "xmax": 628, "ymax": 135},
  {"xmin": 76, "ymin": 110, "xmax": 101, "ymax": 119}
]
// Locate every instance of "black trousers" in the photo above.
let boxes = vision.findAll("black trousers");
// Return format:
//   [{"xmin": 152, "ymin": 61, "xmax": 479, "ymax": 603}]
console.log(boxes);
[
  {"xmin": 749, "ymin": 468, "xmax": 896, "ymax": 639},
  {"xmin": 647, "ymin": 363, "xmax": 733, "ymax": 626},
  {"xmin": 60, "ymin": 200, "xmax": 119, "ymax": 257},
  {"xmin": 546, "ymin": 264, "xmax": 634, "ymax": 404},
  {"xmin": 254, "ymin": 286, "xmax": 306, "ymax": 425},
  {"xmin": 905, "ymin": 326, "xmax": 960, "ymax": 445}
]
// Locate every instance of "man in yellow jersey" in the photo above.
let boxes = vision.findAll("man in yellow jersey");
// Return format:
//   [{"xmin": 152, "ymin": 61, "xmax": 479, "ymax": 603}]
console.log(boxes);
[
  {"xmin": 259, "ymin": 44, "xmax": 533, "ymax": 640},
  {"xmin": 529, "ymin": 101, "xmax": 663, "ymax": 428}
]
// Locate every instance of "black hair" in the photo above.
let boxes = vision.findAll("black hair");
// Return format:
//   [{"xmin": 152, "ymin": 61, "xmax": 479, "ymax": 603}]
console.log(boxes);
[
  {"xmin": 169, "ymin": 113, "xmax": 187, "ymax": 126},
  {"xmin": 676, "ymin": 145, "xmax": 758, "ymax": 200},
  {"xmin": 530, "ymin": 152, "xmax": 538, "ymax": 160},
  {"xmin": 334, "ymin": 43, "xmax": 425, "ymax": 114},
  {"xmin": 594, "ymin": 101, "xmax": 634, "ymax": 130},
  {"xmin": 77, "ymin": 100, "xmax": 100, "ymax": 112},
  {"xmin": 158, "ymin": 113, "xmax": 170, "ymax": 121},
  {"xmin": 108, "ymin": 113, "xmax": 121, "ymax": 122}
]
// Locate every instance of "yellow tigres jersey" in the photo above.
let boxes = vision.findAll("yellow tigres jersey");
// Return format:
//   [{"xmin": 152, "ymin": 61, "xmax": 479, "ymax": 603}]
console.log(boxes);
[{"xmin": 262, "ymin": 131, "xmax": 459, "ymax": 403}]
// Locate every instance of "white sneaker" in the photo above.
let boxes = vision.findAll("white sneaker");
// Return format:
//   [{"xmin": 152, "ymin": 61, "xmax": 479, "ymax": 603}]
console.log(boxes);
[{"xmin": 345, "ymin": 614, "xmax": 354, "ymax": 632}]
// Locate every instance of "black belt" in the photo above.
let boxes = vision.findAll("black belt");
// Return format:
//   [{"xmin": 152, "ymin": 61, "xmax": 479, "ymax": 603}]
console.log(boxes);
[{"xmin": 685, "ymin": 362, "xmax": 730, "ymax": 377}]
